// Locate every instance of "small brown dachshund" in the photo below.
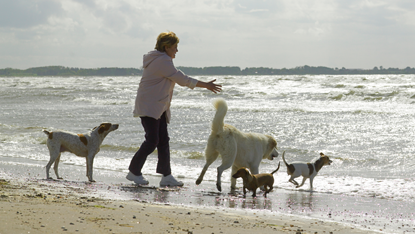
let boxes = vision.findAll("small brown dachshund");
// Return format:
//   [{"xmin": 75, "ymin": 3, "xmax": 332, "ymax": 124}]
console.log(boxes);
[{"xmin": 232, "ymin": 162, "xmax": 280, "ymax": 197}]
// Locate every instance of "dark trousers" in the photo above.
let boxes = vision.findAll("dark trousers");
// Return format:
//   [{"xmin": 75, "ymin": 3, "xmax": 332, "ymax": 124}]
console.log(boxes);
[{"xmin": 128, "ymin": 112, "xmax": 171, "ymax": 176}]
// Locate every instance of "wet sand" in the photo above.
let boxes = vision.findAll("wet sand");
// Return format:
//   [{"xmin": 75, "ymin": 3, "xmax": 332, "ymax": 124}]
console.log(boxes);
[{"xmin": 0, "ymin": 177, "xmax": 383, "ymax": 234}]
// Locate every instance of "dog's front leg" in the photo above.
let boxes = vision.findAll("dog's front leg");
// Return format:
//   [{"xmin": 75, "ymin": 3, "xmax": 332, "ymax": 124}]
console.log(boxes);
[
  {"xmin": 264, "ymin": 185, "xmax": 272, "ymax": 196},
  {"xmin": 242, "ymin": 186, "xmax": 247, "ymax": 197},
  {"xmin": 309, "ymin": 177, "xmax": 314, "ymax": 190},
  {"xmin": 86, "ymin": 153, "xmax": 96, "ymax": 182},
  {"xmin": 252, "ymin": 188, "xmax": 257, "ymax": 197}
]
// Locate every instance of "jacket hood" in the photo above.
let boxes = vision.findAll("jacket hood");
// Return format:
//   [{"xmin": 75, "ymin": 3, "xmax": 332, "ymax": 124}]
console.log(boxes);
[{"xmin": 143, "ymin": 50, "xmax": 169, "ymax": 68}]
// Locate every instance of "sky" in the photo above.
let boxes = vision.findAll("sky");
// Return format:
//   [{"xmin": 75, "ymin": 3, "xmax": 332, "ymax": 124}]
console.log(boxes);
[{"xmin": 1, "ymin": 0, "xmax": 415, "ymax": 70}]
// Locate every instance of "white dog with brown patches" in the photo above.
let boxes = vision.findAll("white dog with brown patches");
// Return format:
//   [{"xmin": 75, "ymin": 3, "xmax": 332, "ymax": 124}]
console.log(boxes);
[
  {"xmin": 282, "ymin": 151, "xmax": 332, "ymax": 190},
  {"xmin": 43, "ymin": 123, "xmax": 119, "ymax": 182},
  {"xmin": 196, "ymin": 98, "xmax": 279, "ymax": 192}
]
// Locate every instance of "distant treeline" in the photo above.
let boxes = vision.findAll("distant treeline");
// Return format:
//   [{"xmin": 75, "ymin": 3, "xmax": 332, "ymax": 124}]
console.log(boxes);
[
  {"xmin": 0, "ymin": 66, "xmax": 142, "ymax": 77},
  {"xmin": 179, "ymin": 65, "xmax": 415, "ymax": 75},
  {"xmin": 1, "ymin": 65, "xmax": 415, "ymax": 77}
]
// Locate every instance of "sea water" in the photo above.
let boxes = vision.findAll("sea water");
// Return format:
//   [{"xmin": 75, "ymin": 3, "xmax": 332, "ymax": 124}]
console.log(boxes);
[{"xmin": 1, "ymin": 75, "xmax": 415, "ymax": 232}]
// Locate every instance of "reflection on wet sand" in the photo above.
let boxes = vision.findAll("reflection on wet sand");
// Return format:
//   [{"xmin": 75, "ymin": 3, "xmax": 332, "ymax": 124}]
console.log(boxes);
[
  {"xmin": 286, "ymin": 191, "xmax": 314, "ymax": 212},
  {"xmin": 208, "ymin": 189, "xmax": 275, "ymax": 210},
  {"xmin": 89, "ymin": 181, "xmax": 415, "ymax": 233},
  {"xmin": 120, "ymin": 185, "xmax": 178, "ymax": 204}
]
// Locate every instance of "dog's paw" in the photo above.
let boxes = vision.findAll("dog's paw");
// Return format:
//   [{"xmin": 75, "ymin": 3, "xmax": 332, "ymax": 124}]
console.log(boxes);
[
  {"xmin": 216, "ymin": 184, "xmax": 222, "ymax": 192},
  {"xmin": 195, "ymin": 179, "xmax": 202, "ymax": 185}
]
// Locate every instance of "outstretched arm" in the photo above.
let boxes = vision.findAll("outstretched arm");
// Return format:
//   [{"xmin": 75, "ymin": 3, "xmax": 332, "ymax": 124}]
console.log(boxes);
[{"xmin": 196, "ymin": 79, "xmax": 222, "ymax": 93}]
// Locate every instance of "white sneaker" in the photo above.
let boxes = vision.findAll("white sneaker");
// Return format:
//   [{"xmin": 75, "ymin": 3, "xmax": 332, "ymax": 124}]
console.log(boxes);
[
  {"xmin": 159, "ymin": 175, "xmax": 184, "ymax": 187},
  {"xmin": 126, "ymin": 171, "xmax": 149, "ymax": 185}
]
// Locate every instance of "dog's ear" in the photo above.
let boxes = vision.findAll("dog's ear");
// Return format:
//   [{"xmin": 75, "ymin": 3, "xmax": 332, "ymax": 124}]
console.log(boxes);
[
  {"xmin": 320, "ymin": 152, "xmax": 325, "ymax": 157},
  {"xmin": 268, "ymin": 137, "xmax": 277, "ymax": 149},
  {"xmin": 238, "ymin": 167, "xmax": 247, "ymax": 174},
  {"xmin": 98, "ymin": 123, "xmax": 111, "ymax": 134}
]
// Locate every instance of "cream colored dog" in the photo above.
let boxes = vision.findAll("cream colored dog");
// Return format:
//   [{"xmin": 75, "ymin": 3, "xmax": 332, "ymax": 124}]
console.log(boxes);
[
  {"xmin": 232, "ymin": 162, "xmax": 280, "ymax": 197},
  {"xmin": 282, "ymin": 151, "xmax": 332, "ymax": 190},
  {"xmin": 196, "ymin": 98, "xmax": 279, "ymax": 192}
]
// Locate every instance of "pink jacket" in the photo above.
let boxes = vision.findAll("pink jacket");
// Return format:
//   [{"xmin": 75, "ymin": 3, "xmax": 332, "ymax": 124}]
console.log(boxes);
[{"xmin": 133, "ymin": 50, "xmax": 198, "ymax": 123}]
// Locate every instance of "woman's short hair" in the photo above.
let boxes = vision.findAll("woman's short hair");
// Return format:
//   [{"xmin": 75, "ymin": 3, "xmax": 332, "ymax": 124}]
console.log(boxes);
[{"xmin": 155, "ymin": 32, "xmax": 179, "ymax": 52}]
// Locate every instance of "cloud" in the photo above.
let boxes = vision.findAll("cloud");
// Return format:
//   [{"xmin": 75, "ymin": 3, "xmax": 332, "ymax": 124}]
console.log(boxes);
[
  {"xmin": 0, "ymin": 0, "xmax": 63, "ymax": 28},
  {"xmin": 0, "ymin": 0, "xmax": 414, "ymax": 69}
]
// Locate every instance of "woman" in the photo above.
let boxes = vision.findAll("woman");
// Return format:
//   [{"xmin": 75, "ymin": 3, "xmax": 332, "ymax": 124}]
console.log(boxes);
[{"xmin": 127, "ymin": 32, "xmax": 222, "ymax": 186}]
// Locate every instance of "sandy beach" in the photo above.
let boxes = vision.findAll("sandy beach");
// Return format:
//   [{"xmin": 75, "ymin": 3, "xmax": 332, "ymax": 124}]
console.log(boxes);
[{"xmin": 0, "ymin": 177, "xmax": 381, "ymax": 234}]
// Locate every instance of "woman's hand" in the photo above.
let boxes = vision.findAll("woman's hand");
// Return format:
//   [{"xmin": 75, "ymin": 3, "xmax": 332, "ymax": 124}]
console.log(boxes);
[{"xmin": 196, "ymin": 79, "xmax": 222, "ymax": 93}]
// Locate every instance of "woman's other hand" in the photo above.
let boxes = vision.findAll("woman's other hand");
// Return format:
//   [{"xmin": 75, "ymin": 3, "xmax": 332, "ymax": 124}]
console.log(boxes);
[{"xmin": 197, "ymin": 79, "xmax": 222, "ymax": 93}]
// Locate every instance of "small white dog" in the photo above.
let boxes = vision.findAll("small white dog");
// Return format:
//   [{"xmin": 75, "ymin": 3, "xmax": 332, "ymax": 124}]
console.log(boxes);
[
  {"xmin": 196, "ymin": 98, "xmax": 279, "ymax": 191},
  {"xmin": 282, "ymin": 151, "xmax": 332, "ymax": 189},
  {"xmin": 43, "ymin": 123, "xmax": 119, "ymax": 182}
]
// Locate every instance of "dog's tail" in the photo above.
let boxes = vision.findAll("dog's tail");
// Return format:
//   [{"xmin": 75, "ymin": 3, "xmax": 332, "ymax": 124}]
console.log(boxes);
[
  {"xmin": 282, "ymin": 151, "xmax": 295, "ymax": 175},
  {"xmin": 211, "ymin": 98, "xmax": 227, "ymax": 134},
  {"xmin": 43, "ymin": 130, "xmax": 53, "ymax": 139},
  {"xmin": 282, "ymin": 151, "xmax": 289, "ymax": 167},
  {"xmin": 270, "ymin": 162, "xmax": 280, "ymax": 174}
]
